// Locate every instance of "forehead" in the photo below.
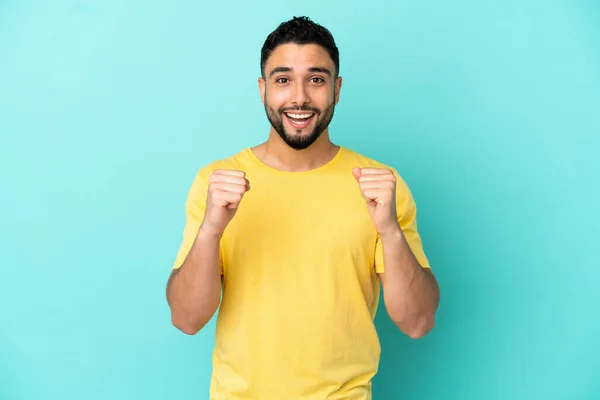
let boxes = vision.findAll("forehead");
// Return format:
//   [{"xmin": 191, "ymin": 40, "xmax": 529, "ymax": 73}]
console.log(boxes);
[{"xmin": 265, "ymin": 43, "xmax": 334, "ymax": 73}]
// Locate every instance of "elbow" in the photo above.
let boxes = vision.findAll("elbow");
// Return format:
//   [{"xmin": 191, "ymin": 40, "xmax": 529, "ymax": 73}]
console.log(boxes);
[
  {"xmin": 167, "ymin": 293, "xmax": 220, "ymax": 336},
  {"xmin": 171, "ymin": 315, "xmax": 202, "ymax": 335},
  {"xmin": 406, "ymin": 317, "xmax": 435, "ymax": 339},
  {"xmin": 171, "ymin": 310, "xmax": 215, "ymax": 335},
  {"xmin": 393, "ymin": 315, "xmax": 436, "ymax": 339}
]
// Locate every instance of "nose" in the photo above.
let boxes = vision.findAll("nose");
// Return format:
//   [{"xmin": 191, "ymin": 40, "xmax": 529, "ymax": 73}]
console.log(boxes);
[{"xmin": 291, "ymin": 81, "xmax": 310, "ymax": 107}]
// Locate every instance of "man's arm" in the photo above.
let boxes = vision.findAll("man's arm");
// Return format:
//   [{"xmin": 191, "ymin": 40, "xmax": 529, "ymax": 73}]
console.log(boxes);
[
  {"xmin": 166, "ymin": 168, "xmax": 250, "ymax": 335},
  {"xmin": 379, "ymin": 229, "xmax": 440, "ymax": 338},
  {"xmin": 352, "ymin": 166, "xmax": 439, "ymax": 339},
  {"xmin": 166, "ymin": 227, "xmax": 223, "ymax": 335}
]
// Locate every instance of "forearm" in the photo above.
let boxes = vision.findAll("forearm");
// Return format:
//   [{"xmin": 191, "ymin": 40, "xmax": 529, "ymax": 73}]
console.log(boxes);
[
  {"xmin": 167, "ymin": 227, "xmax": 223, "ymax": 335},
  {"xmin": 380, "ymin": 229, "xmax": 439, "ymax": 338}
]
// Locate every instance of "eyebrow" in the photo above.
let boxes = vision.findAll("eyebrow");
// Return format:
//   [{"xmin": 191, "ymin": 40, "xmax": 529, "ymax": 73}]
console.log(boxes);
[{"xmin": 269, "ymin": 66, "xmax": 332, "ymax": 77}]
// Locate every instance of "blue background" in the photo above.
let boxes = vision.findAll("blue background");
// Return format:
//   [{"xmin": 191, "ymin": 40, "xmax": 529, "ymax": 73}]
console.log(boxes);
[{"xmin": 1, "ymin": 1, "xmax": 599, "ymax": 399}]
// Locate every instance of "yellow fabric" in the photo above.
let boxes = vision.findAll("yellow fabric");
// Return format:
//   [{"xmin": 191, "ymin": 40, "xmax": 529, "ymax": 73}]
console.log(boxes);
[{"xmin": 172, "ymin": 146, "xmax": 431, "ymax": 400}]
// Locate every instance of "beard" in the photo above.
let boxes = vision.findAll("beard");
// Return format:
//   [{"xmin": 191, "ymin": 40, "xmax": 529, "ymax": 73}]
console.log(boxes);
[{"xmin": 264, "ymin": 95, "xmax": 336, "ymax": 151}]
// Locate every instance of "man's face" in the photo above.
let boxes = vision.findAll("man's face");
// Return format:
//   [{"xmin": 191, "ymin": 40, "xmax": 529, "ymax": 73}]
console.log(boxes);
[{"xmin": 259, "ymin": 43, "xmax": 342, "ymax": 150}]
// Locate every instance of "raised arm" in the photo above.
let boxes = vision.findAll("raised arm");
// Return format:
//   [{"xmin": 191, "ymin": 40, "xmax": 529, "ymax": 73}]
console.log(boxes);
[
  {"xmin": 166, "ymin": 169, "xmax": 250, "ymax": 335},
  {"xmin": 353, "ymin": 166, "xmax": 439, "ymax": 338}
]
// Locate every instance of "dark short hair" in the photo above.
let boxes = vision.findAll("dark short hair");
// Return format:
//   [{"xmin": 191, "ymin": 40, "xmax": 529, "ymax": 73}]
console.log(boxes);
[{"xmin": 260, "ymin": 16, "xmax": 340, "ymax": 78}]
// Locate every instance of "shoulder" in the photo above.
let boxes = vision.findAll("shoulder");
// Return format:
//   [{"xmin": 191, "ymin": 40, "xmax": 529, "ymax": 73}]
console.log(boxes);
[{"xmin": 340, "ymin": 146, "xmax": 396, "ymax": 171}]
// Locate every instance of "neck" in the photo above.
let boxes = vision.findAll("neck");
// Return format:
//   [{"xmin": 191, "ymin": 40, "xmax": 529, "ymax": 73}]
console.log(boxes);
[{"xmin": 252, "ymin": 128, "xmax": 340, "ymax": 172}]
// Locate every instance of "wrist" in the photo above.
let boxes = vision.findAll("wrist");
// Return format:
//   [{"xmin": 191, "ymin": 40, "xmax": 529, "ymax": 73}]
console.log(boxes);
[
  {"xmin": 197, "ymin": 223, "xmax": 224, "ymax": 241},
  {"xmin": 378, "ymin": 223, "xmax": 403, "ymax": 240}
]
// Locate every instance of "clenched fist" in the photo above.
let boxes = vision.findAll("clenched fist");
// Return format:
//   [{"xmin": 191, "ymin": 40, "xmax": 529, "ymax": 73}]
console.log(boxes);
[
  {"xmin": 200, "ymin": 169, "xmax": 250, "ymax": 237},
  {"xmin": 353, "ymin": 167, "xmax": 401, "ymax": 238}
]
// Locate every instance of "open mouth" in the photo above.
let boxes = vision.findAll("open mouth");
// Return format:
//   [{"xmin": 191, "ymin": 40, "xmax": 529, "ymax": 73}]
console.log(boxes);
[{"xmin": 284, "ymin": 112, "xmax": 316, "ymax": 129}]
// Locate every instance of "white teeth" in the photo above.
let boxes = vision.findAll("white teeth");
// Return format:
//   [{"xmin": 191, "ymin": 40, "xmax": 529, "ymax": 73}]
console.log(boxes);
[{"xmin": 286, "ymin": 113, "xmax": 313, "ymax": 119}]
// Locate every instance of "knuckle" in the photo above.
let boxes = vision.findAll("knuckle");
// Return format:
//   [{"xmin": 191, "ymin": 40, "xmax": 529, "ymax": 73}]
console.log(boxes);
[{"xmin": 231, "ymin": 193, "xmax": 243, "ymax": 203}]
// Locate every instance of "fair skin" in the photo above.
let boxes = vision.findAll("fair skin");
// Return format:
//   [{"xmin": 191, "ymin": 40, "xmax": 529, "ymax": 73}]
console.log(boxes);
[
  {"xmin": 353, "ymin": 167, "xmax": 440, "ymax": 337},
  {"xmin": 166, "ymin": 43, "xmax": 439, "ymax": 338},
  {"xmin": 255, "ymin": 43, "xmax": 342, "ymax": 171}
]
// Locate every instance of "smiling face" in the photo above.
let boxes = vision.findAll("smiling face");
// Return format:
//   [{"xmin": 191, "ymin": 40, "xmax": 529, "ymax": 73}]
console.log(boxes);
[{"xmin": 259, "ymin": 43, "xmax": 342, "ymax": 150}]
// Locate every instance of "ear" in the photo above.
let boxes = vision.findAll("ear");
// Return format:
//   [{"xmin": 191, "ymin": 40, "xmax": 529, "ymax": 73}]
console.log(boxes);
[
  {"xmin": 334, "ymin": 76, "xmax": 342, "ymax": 105},
  {"xmin": 258, "ymin": 77, "xmax": 266, "ymax": 105}
]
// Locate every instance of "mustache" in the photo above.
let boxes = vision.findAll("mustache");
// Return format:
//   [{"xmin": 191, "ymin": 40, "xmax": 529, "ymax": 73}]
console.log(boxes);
[{"xmin": 279, "ymin": 105, "xmax": 320, "ymax": 114}]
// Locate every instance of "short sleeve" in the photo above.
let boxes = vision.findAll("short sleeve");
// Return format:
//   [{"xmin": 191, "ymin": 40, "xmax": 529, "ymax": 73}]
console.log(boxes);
[
  {"xmin": 172, "ymin": 167, "xmax": 224, "ymax": 273},
  {"xmin": 374, "ymin": 170, "xmax": 431, "ymax": 273}
]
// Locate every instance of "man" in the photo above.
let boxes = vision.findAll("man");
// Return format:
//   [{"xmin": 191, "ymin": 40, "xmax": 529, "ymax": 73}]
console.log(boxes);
[{"xmin": 166, "ymin": 16, "xmax": 440, "ymax": 400}]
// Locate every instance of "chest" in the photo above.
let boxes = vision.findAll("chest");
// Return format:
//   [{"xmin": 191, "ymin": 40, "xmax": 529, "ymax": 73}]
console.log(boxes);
[{"xmin": 220, "ymin": 173, "xmax": 378, "ymax": 266}]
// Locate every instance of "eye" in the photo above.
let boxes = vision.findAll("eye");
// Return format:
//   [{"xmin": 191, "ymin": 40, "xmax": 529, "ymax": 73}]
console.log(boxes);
[
  {"xmin": 275, "ymin": 77, "xmax": 289, "ymax": 84},
  {"xmin": 310, "ymin": 77, "xmax": 325, "ymax": 84}
]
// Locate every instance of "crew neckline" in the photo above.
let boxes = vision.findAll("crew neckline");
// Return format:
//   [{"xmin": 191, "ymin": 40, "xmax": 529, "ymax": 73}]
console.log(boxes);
[{"xmin": 245, "ymin": 145, "xmax": 345, "ymax": 175}]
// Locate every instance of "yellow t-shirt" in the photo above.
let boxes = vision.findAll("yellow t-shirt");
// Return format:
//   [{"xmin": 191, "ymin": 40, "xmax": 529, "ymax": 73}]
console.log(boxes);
[{"xmin": 172, "ymin": 146, "xmax": 431, "ymax": 400}]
